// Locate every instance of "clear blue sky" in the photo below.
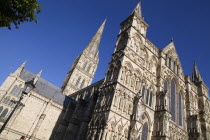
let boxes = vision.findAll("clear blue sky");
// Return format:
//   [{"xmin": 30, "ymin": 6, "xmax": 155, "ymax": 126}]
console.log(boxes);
[{"xmin": 0, "ymin": 0, "xmax": 210, "ymax": 95}]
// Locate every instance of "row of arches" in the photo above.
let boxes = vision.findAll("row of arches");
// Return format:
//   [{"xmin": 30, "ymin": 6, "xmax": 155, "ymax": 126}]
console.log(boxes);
[
  {"xmin": 88, "ymin": 122, "xmax": 149, "ymax": 140},
  {"xmin": 120, "ymin": 63, "xmax": 141, "ymax": 92},
  {"xmin": 113, "ymin": 91, "xmax": 133, "ymax": 115}
]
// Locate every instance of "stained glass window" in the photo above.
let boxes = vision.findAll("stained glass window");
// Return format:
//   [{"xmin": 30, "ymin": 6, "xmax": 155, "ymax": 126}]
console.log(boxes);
[
  {"xmin": 170, "ymin": 79, "xmax": 176, "ymax": 122},
  {"xmin": 141, "ymin": 123, "xmax": 148, "ymax": 140}
]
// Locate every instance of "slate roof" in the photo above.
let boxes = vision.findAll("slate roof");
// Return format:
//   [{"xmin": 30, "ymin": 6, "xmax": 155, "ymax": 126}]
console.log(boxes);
[{"xmin": 20, "ymin": 69, "xmax": 76, "ymax": 107}]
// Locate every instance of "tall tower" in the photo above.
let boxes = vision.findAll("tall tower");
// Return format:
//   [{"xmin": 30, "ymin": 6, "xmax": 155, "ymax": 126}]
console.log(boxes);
[
  {"xmin": 61, "ymin": 20, "xmax": 106, "ymax": 96},
  {"xmin": 86, "ymin": 2, "xmax": 156, "ymax": 140}
]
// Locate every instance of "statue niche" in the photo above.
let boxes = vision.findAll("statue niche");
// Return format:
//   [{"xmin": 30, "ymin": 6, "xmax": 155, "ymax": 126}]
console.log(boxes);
[{"xmin": 130, "ymin": 34, "xmax": 145, "ymax": 57}]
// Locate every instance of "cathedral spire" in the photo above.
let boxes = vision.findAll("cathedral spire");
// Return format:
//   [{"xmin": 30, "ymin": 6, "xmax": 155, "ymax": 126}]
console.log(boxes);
[
  {"xmin": 13, "ymin": 60, "xmax": 27, "ymax": 76},
  {"xmin": 84, "ymin": 19, "xmax": 106, "ymax": 57},
  {"xmin": 132, "ymin": 2, "xmax": 143, "ymax": 18},
  {"xmin": 34, "ymin": 68, "xmax": 43, "ymax": 84},
  {"xmin": 192, "ymin": 61, "xmax": 203, "ymax": 83},
  {"xmin": 61, "ymin": 19, "xmax": 106, "ymax": 95}
]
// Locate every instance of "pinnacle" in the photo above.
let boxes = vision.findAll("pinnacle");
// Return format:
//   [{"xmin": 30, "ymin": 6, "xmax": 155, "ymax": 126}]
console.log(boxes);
[
  {"xmin": 21, "ymin": 60, "xmax": 27, "ymax": 67},
  {"xmin": 36, "ymin": 68, "xmax": 44, "ymax": 77},
  {"xmin": 84, "ymin": 19, "xmax": 106, "ymax": 57},
  {"xmin": 192, "ymin": 61, "xmax": 203, "ymax": 83},
  {"xmin": 132, "ymin": 2, "xmax": 143, "ymax": 18}
]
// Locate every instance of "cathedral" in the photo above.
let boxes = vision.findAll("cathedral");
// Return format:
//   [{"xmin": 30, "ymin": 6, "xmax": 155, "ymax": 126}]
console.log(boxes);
[{"xmin": 0, "ymin": 2, "xmax": 209, "ymax": 140}]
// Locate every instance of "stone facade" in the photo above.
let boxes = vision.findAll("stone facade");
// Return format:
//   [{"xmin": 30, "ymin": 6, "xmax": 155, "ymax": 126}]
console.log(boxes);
[
  {"xmin": 0, "ymin": 63, "xmax": 72, "ymax": 140},
  {"xmin": 0, "ymin": 2, "xmax": 209, "ymax": 140}
]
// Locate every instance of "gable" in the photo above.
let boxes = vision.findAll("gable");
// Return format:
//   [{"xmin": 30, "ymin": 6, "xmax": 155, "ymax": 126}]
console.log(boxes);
[{"xmin": 162, "ymin": 42, "xmax": 185, "ymax": 79}]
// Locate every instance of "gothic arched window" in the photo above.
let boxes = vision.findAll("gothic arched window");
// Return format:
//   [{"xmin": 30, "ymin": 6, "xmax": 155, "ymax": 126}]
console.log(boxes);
[
  {"xmin": 149, "ymin": 91, "xmax": 153, "ymax": 107},
  {"xmin": 141, "ymin": 86, "xmax": 145, "ymax": 98},
  {"xmin": 83, "ymin": 62, "xmax": 87, "ymax": 70},
  {"xmin": 10, "ymin": 85, "xmax": 17, "ymax": 95},
  {"xmin": 179, "ymin": 93, "xmax": 183, "ymax": 126},
  {"xmin": 14, "ymin": 84, "xmax": 22, "ymax": 96},
  {"xmin": 3, "ymin": 96, "xmax": 10, "ymax": 105},
  {"xmin": 0, "ymin": 108, "xmax": 8, "ymax": 118},
  {"xmin": 173, "ymin": 62, "xmax": 176, "ymax": 72},
  {"xmin": 141, "ymin": 123, "xmax": 149, "ymax": 140},
  {"xmin": 87, "ymin": 64, "xmax": 91, "ymax": 73},
  {"xmin": 146, "ymin": 89, "xmax": 150, "ymax": 105},
  {"xmin": 169, "ymin": 58, "xmax": 172, "ymax": 68},
  {"xmin": 80, "ymin": 79, "xmax": 85, "ymax": 88},
  {"xmin": 8, "ymin": 99, "xmax": 13, "ymax": 106},
  {"xmin": 75, "ymin": 76, "xmax": 81, "ymax": 87},
  {"xmin": 0, "ymin": 106, "xmax": 3, "ymax": 113},
  {"xmin": 170, "ymin": 79, "xmax": 176, "ymax": 122},
  {"xmin": 16, "ymin": 88, "xmax": 23, "ymax": 97}
]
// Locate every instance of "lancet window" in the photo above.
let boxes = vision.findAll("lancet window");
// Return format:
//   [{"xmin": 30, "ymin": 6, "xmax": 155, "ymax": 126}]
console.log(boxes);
[
  {"xmin": 165, "ymin": 55, "xmax": 179, "ymax": 76},
  {"xmin": 80, "ymin": 79, "xmax": 85, "ymax": 88},
  {"xmin": 83, "ymin": 62, "xmax": 87, "ymax": 70},
  {"xmin": 87, "ymin": 64, "xmax": 91, "ymax": 73},
  {"xmin": 141, "ymin": 123, "xmax": 149, "ymax": 140},
  {"xmin": 178, "ymin": 93, "xmax": 183, "ymax": 126},
  {"xmin": 0, "ymin": 108, "xmax": 8, "ymax": 118},
  {"xmin": 75, "ymin": 76, "xmax": 81, "ymax": 87},
  {"xmin": 170, "ymin": 79, "xmax": 176, "ymax": 122},
  {"xmin": 9, "ymin": 85, "xmax": 22, "ymax": 96},
  {"xmin": 141, "ymin": 86, "xmax": 145, "ymax": 98},
  {"xmin": 0, "ymin": 106, "xmax": 3, "ymax": 113},
  {"xmin": 141, "ymin": 86, "xmax": 153, "ymax": 108}
]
